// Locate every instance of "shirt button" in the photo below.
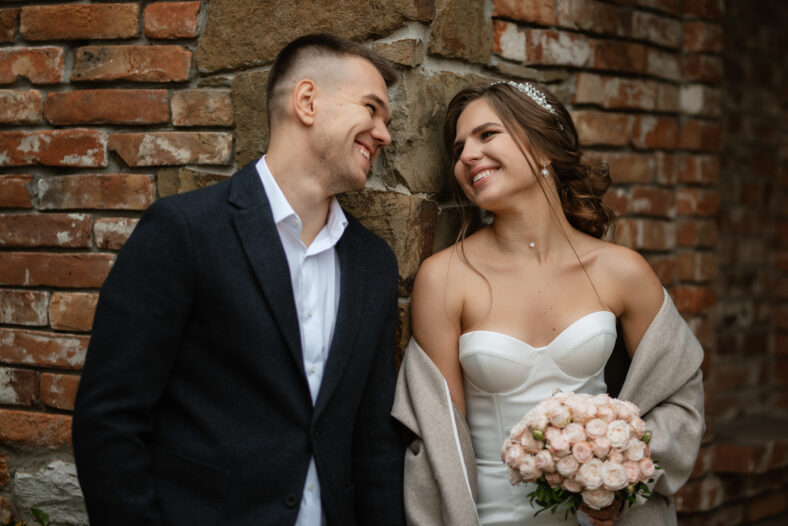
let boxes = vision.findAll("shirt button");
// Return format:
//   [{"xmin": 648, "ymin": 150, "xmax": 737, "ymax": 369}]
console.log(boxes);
[
  {"xmin": 307, "ymin": 310, "xmax": 313, "ymax": 318},
  {"xmin": 308, "ymin": 483, "xmax": 315, "ymax": 491},
  {"xmin": 313, "ymin": 430, "xmax": 320, "ymax": 438},
  {"xmin": 310, "ymin": 365, "xmax": 316, "ymax": 374},
  {"xmin": 284, "ymin": 494, "xmax": 298, "ymax": 508}
]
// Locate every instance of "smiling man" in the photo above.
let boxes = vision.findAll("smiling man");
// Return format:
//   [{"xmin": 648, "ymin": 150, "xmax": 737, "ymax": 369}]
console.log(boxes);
[{"xmin": 72, "ymin": 34, "xmax": 405, "ymax": 526}]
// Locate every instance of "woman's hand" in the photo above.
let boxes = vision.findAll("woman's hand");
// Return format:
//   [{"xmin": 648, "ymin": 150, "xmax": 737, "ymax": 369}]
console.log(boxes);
[{"xmin": 579, "ymin": 499, "xmax": 622, "ymax": 526}]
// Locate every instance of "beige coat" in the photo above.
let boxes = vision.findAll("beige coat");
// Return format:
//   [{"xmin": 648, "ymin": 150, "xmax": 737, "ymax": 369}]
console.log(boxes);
[{"xmin": 392, "ymin": 289, "xmax": 705, "ymax": 526}]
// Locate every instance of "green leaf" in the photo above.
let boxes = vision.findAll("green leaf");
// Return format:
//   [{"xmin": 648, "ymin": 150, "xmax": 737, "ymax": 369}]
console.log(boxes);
[{"xmin": 30, "ymin": 508, "xmax": 49, "ymax": 526}]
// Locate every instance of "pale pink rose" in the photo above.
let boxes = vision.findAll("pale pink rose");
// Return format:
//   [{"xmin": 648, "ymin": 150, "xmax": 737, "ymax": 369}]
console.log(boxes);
[
  {"xmin": 581, "ymin": 488, "xmax": 615, "ymax": 510},
  {"xmin": 556, "ymin": 455, "xmax": 579, "ymax": 478},
  {"xmin": 585, "ymin": 418, "xmax": 608, "ymax": 439},
  {"xmin": 536, "ymin": 398, "xmax": 561, "ymax": 415},
  {"xmin": 638, "ymin": 458, "xmax": 656, "ymax": 480},
  {"xmin": 606, "ymin": 420, "xmax": 632, "ymax": 449},
  {"xmin": 545, "ymin": 426, "xmax": 562, "ymax": 443},
  {"xmin": 601, "ymin": 460, "xmax": 628, "ymax": 491},
  {"xmin": 572, "ymin": 441, "xmax": 594, "ymax": 464},
  {"xmin": 629, "ymin": 417, "xmax": 646, "ymax": 439},
  {"xmin": 592, "ymin": 393, "xmax": 612, "ymax": 406},
  {"xmin": 610, "ymin": 400, "xmax": 631, "ymax": 421},
  {"xmin": 525, "ymin": 411, "xmax": 549, "ymax": 433},
  {"xmin": 563, "ymin": 423, "xmax": 586, "ymax": 445},
  {"xmin": 553, "ymin": 390, "xmax": 573, "ymax": 402},
  {"xmin": 518, "ymin": 454, "xmax": 542, "ymax": 481},
  {"xmin": 509, "ymin": 419, "xmax": 528, "ymax": 441},
  {"xmin": 576, "ymin": 458, "xmax": 604, "ymax": 490},
  {"xmin": 535, "ymin": 449, "xmax": 556, "ymax": 473},
  {"xmin": 625, "ymin": 438, "xmax": 646, "ymax": 462},
  {"xmin": 622, "ymin": 461, "xmax": 640, "ymax": 484},
  {"xmin": 547, "ymin": 431, "xmax": 571, "ymax": 458},
  {"xmin": 501, "ymin": 438, "xmax": 513, "ymax": 462},
  {"xmin": 566, "ymin": 396, "xmax": 597, "ymax": 424},
  {"xmin": 591, "ymin": 437, "xmax": 611, "ymax": 459},
  {"xmin": 608, "ymin": 450, "xmax": 625, "ymax": 464},
  {"xmin": 563, "ymin": 477, "xmax": 584, "ymax": 493},
  {"xmin": 504, "ymin": 443, "xmax": 525, "ymax": 469},
  {"xmin": 596, "ymin": 404, "xmax": 616, "ymax": 423},
  {"xmin": 547, "ymin": 404, "xmax": 572, "ymax": 429},
  {"xmin": 545, "ymin": 472, "xmax": 564, "ymax": 487},
  {"xmin": 508, "ymin": 466, "xmax": 523, "ymax": 485},
  {"xmin": 622, "ymin": 400, "xmax": 640, "ymax": 419},
  {"xmin": 520, "ymin": 432, "xmax": 544, "ymax": 454}
]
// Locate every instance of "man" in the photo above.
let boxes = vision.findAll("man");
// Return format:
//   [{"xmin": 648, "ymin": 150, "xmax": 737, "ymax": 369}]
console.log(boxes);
[{"xmin": 72, "ymin": 34, "xmax": 405, "ymax": 526}]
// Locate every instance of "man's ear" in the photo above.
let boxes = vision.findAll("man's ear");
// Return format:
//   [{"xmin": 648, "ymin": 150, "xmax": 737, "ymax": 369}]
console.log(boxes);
[{"xmin": 292, "ymin": 79, "xmax": 317, "ymax": 126}]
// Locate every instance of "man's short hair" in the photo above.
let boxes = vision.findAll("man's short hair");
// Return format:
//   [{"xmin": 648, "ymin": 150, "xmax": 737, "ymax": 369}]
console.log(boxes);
[{"xmin": 265, "ymin": 33, "xmax": 398, "ymax": 127}]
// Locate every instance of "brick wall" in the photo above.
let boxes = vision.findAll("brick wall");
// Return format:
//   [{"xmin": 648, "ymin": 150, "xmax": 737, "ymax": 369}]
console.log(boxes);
[{"xmin": 0, "ymin": 1, "xmax": 784, "ymax": 524}]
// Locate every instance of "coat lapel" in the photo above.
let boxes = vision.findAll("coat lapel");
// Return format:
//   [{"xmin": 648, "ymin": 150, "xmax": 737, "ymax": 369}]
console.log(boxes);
[{"xmin": 229, "ymin": 163, "xmax": 303, "ymax": 372}]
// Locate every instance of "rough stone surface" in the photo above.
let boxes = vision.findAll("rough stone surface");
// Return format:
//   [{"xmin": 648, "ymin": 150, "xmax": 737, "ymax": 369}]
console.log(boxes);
[
  {"xmin": 171, "ymin": 90, "xmax": 233, "ymax": 127},
  {"xmin": 232, "ymin": 69, "xmax": 270, "ymax": 167},
  {"xmin": 556, "ymin": 0, "xmax": 616, "ymax": 34},
  {"xmin": 157, "ymin": 167, "xmax": 231, "ymax": 197},
  {"xmin": 0, "ymin": 47, "xmax": 64, "ymax": 84},
  {"xmin": 0, "ymin": 90, "xmax": 42, "ymax": 124},
  {"xmin": 49, "ymin": 293, "xmax": 97, "ymax": 332},
  {"xmin": 72, "ymin": 45, "xmax": 192, "ymax": 82},
  {"xmin": 372, "ymin": 39, "xmax": 425, "ymax": 67},
  {"xmin": 93, "ymin": 217, "xmax": 139, "ymax": 250},
  {"xmin": 109, "ymin": 132, "xmax": 233, "ymax": 166},
  {"xmin": 13, "ymin": 460, "xmax": 87, "ymax": 525},
  {"xmin": 381, "ymin": 70, "xmax": 491, "ymax": 193},
  {"xmin": 37, "ymin": 174, "xmax": 155, "ymax": 210},
  {"xmin": 0, "ymin": 213, "xmax": 92, "ymax": 248},
  {"xmin": 0, "ymin": 130, "xmax": 107, "ymax": 168},
  {"xmin": 428, "ymin": 0, "xmax": 492, "ymax": 63},
  {"xmin": 338, "ymin": 189, "xmax": 438, "ymax": 296},
  {"xmin": 196, "ymin": 0, "xmax": 434, "ymax": 73},
  {"xmin": 45, "ymin": 89, "xmax": 169, "ymax": 125},
  {"xmin": 19, "ymin": 4, "xmax": 139, "ymax": 41},
  {"xmin": 144, "ymin": 1, "xmax": 200, "ymax": 39},
  {"xmin": 0, "ymin": 8, "xmax": 18, "ymax": 44}
]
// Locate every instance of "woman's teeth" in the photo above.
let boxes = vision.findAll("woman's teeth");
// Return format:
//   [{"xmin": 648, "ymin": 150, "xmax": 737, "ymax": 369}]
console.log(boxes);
[
  {"xmin": 472, "ymin": 169, "xmax": 496, "ymax": 183},
  {"xmin": 358, "ymin": 146, "xmax": 370, "ymax": 160}
]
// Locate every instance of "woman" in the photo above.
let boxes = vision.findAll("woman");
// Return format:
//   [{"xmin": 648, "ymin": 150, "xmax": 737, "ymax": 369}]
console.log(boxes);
[{"xmin": 393, "ymin": 82, "xmax": 704, "ymax": 526}]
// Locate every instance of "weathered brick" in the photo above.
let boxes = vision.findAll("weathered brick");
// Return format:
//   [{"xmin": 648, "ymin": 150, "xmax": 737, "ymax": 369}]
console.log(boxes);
[
  {"xmin": 0, "ymin": 409, "xmax": 72, "ymax": 448},
  {"xmin": 608, "ymin": 0, "xmax": 680, "ymax": 15},
  {"xmin": 0, "ymin": 253, "xmax": 114, "ymax": 288},
  {"xmin": 49, "ymin": 292, "xmax": 97, "ymax": 332},
  {"xmin": 37, "ymin": 174, "xmax": 155, "ymax": 211},
  {"xmin": 0, "ymin": 8, "xmax": 18, "ymax": 44},
  {"xmin": 689, "ymin": 444, "xmax": 716, "ymax": 479},
  {"xmin": 0, "ymin": 89, "xmax": 42, "ymax": 124},
  {"xmin": 746, "ymin": 490, "xmax": 788, "ymax": 522},
  {"xmin": 525, "ymin": 29, "xmax": 591, "ymax": 66},
  {"xmin": 40, "ymin": 373, "xmax": 80, "ymax": 411},
  {"xmin": 602, "ymin": 187, "xmax": 629, "ymax": 216},
  {"xmin": 683, "ymin": 0, "xmax": 725, "ymax": 20},
  {"xmin": 677, "ymin": 188, "xmax": 720, "ymax": 216},
  {"xmin": 372, "ymin": 39, "xmax": 425, "ymax": 67},
  {"xmin": 676, "ymin": 252, "xmax": 717, "ymax": 281},
  {"xmin": 93, "ymin": 217, "xmax": 139, "ymax": 250},
  {"xmin": 0, "ymin": 455, "xmax": 8, "ymax": 487},
  {"xmin": 645, "ymin": 48, "xmax": 681, "ymax": 81},
  {"xmin": 573, "ymin": 74, "xmax": 659, "ymax": 111},
  {"xmin": 0, "ymin": 366, "xmax": 37, "ymax": 406},
  {"xmin": 590, "ymin": 39, "xmax": 646, "ymax": 73},
  {"xmin": 615, "ymin": 218, "xmax": 675, "ymax": 250},
  {"xmin": 682, "ymin": 54, "xmax": 723, "ymax": 84},
  {"xmin": 680, "ymin": 84, "xmax": 722, "ymax": 117},
  {"xmin": 679, "ymin": 119, "xmax": 722, "ymax": 151},
  {"xmin": 0, "ymin": 289, "xmax": 48, "ymax": 326},
  {"xmin": 556, "ymin": 0, "xmax": 616, "ymax": 33},
  {"xmin": 0, "ymin": 213, "xmax": 91, "ymax": 248},
  {"xmin": 171, "ymin": 90, "xmax": 233, "ymax": 127},
  {"xmin": 72, "ymin": 45, "xmax": 192, "ymax": 82},
  {"xmin": 492, "ymin": 0, "xmax": 554, "ymax": 25},
  {"xmin": 428, "ymin": 0, "xmax": 492, "ymax": 63},
  {"xmin": 674, "ymin": 475, "xmax": 724, "ymax": 512},
  {"xmin": 645, "ymin": 253, "xmax": 675, "ymax": 285},
  {"xmin": 157, "ymin": 167, "xmax": 231, "ymax": 197},
  {"xmin": 657, "ymin": 83, "xmax": 680, "ymax": 113},
  {"xmin": 0, "ymin": 328, "xmax": 88, "ymax": 370},
  {"xmin": 0, "ymin": 129, "xmax": 107, "ymax": 168},
  {"xmin": 144, "ymin": 1, "xmax": 200, "ymax": 39},
  {"xmin": 109, "ymin": 132, "xmax": 233, "ymax": 166},
  {"xmin": 631, "ymin": 116, "xmax": 679, "ymax": 149},
  {"xmin": 492, "ymin": 20, "xmax": 525, "ymax": 62},
  {"xmin": 20, "ymin": 4, "xmax": 139, "ymax": 41},
  {"xmin": 585, "ymin": 152, "xmax": 654, "ymax": 183},
  {"xmin": 672, "ymin": 285, "xmax": 715, "ymax": 314},
  {"xmin": 45, "ymin": 89, "xmax": 169, "ymax": 125},
  {"xmin": 618, "ymin": 10, "xmax": 682, "ymax": 48},
  {"xmin": 683, "ymin": 21, "xmax": 723, "ymax": 52},
  {"xmin": 0, "ymin": 174, "xmax": 33, "ymax": 208},
  {"xmin": 0, "ymin": 47, "xmax": 64, "ymax": 84},
  {"xmin": 677, "ymin": 155, "xmax": 719, "ymax": 184},
  {"xmin": 629, "ymin": 186, "xmax": 675, "ymax": 217},
  {"xmin": 654, "ymin": 152, "xmax": 678, "ymax": 185},
  {"xmin": 571, "ymin": 110, "xmax": 631, "ymax": 147}
]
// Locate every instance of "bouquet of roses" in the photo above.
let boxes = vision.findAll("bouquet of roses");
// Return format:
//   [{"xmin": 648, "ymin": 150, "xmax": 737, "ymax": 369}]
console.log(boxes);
[{"xmin": 501, "ymin": 391, "xmax": 658, "ymax": 519}]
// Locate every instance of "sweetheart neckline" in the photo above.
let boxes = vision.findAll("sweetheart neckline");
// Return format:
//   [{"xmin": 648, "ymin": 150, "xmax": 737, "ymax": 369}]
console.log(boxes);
[{"xmin": 459, "ymin": 310, "xmax": 615, "ymax": 350}]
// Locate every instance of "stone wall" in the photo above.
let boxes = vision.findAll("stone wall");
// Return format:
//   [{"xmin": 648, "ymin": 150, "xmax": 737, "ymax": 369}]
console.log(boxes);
[{"xmin": 0, "ymin": 0, "xmax": 784, "ymax": 524}]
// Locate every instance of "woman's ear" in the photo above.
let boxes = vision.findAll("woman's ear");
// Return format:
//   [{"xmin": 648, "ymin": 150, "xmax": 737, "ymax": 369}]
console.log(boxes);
[{"xmin": 292, "ymin": 79, "xmax": 317, "ymax": 126}]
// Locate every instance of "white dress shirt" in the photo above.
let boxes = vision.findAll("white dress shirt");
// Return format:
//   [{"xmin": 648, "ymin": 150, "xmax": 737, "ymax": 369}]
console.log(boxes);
[{"xmin": 256, "ymin": 156, "xmax": 347, "ymax": 526}]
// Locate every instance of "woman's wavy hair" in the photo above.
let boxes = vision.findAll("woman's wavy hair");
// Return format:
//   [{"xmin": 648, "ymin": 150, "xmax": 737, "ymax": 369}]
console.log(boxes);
[{"xmin": 443, "ymin": 82, "xmax": 615, "ymax": 244}]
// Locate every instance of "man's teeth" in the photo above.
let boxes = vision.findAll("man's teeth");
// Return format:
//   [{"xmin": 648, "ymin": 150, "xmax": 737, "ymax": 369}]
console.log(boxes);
[
  {"xmin": 472, "ymin": 169, "xmax": 496, "ymax": 183},
  {"xmin": 358, "ymin": 146, "xmax": 370, "ymax": 160}
]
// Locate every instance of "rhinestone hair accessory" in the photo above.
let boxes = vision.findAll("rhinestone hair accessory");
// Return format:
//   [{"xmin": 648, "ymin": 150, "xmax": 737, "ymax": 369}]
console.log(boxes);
[{"xmin": 492, "ymin": 80, "xmax": 556, "ymax": 114}]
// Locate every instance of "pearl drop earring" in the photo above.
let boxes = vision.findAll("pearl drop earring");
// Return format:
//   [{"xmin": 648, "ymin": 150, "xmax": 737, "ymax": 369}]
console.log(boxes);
[{"xmin": 541, "ymin": 162, "xmax": 550, "ymax": 178}]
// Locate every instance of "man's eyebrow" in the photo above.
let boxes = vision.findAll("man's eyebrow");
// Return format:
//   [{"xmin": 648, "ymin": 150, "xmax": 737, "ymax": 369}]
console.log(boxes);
[
  {"xmin": 452, "ymin": 122, "xmax": 502, "ymax": 149},
  {"xmin": 362, "ymin": 94, "xmax": 392, "ymax": 124}
]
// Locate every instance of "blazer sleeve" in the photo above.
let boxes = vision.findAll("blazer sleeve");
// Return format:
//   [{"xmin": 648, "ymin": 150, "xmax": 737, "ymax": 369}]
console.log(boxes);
[
  {"xmin": 72, "ymin": 198, "xmax": 195, "ymax": 526},
  {"xmin": 351, "ymin": 253, "xmax": 406, "ymax": 526}
]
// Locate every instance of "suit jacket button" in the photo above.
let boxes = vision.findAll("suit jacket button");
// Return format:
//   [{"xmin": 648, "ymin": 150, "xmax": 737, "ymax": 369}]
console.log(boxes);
[
  {"xmin": 284, "ymin": 494, "xmax": 298, "ymax": 508},
  {"xmin": 313, "ymin": 430, "xmax": 320, "ymax": 438}
]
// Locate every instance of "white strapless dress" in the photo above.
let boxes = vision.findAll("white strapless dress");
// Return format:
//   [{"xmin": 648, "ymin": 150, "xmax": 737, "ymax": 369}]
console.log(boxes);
[{"xmin": 459, "ymin": 311, "xmax": 617, "ymax": 526}]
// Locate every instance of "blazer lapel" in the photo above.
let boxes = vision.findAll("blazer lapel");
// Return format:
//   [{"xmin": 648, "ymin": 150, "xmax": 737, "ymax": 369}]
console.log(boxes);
[{"xmin": 229, "ymin": 163, "xmax": 303, "ymax": 371}]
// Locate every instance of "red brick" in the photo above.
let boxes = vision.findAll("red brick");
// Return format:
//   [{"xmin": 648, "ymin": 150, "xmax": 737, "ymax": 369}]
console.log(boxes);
[
  {"xmin": 681, "ymin": 85, "xmax": 722, "ymax": 117},
  {"xmin": 571, "ymin": 110, "xmax": 631, "ymax": 147},
  {"xmin": 585, "ymin": 152, "xmax": 654, "ymax": 183},
  {"xmin": 492, "ymin": 20, "xmax": 525, "ymax": 61},
  {"xmin": 614, "ymin": 218, "xmax": 675, "ymax": 250},
  {"xmin": 630, "ymin": 186, "xmax": 674, "ymax": 217},
  {"xmin": 608, "ymin": 0, "xmax": 680, "ymax": 15},
  {"xmin": 0, "ymin": 366, "xmax": 37, "ymax": 406},
  {"xmin": 602, "ymin": 187, "xmax": 629, "ymax": 216},
  {"xmin": 0, "ymin": 213, "xmax": 91, "ymax": 248},
  {"xmin": 556, "ymin": 0, "xmax": 616, "ymax": 33},
  {"xmin": 655, "ymin": 153, "xmax": 677, "ymax": 185},
  {"xmin": 0, "ymin": 252, "xmax": 114, "ymax": 288},
  {"xmin": 525, "ymin": 29, "xmax": 591, "ymax": 66},
  {"xmin": 682, "ymin": 54, "xmax": 723, "ymax": 84},
  {"xmin": 171, "ymin": 90, "xmax": 233, "ymax": 127},
  {"xmin": 657, "ymin": 83, "xmax": 680, "ymax": 112},
  {"xmin": 645, "ymin": 253, "xmax": 675, "ymax": 285},
  {"xmin": 631, "ymin": 115, "xmax": 679, "ymax": 149},
  {"xmin": 674, "ymin": 475, "xmax": 724, "ymax": 512},
  {"xmin": 746, "ymin": 490, "xmax": 788, "ymax": 522},
  {"xmin": 0, "ymin": 89, "xmax": 42, "ymax": 124},
  {"xmin": 40, "ymin": 373, "xmax": 79, "ymax": 411},
  {"xmin": 677, "ymin": 155, "xmax": 719, "ymax": 184},
  {"xmin": 715, "ymin": 441, "xmax": 776, "ymax": 475},
  {"xmin": 680, "ymin": 119, "xmax": 722, "ymax": 151},
  {"xmin": 0, "ymin": 289, "xmax": 48, "ymax": 326},
  {"xmin": 676, "ymin": 252, "xmax": 717, "ymax": 281},
  {"xmin": 93, "ymin": 217, "xmax": 139, "ymax": 250},
  {"xmin": 646, "ymin": 48, "xmax": 682, "ymax": 81},
  {"xmin": 492, "ymin": 0, "xmax": 554, "ymax": 25},
  {"xmin": 0, "ymin": 328, "xmax": 88, "ymax": 370},
  {"xmin": 683, "ymin": 22, "xmax": 723, "ymax": 52},
  {"xmin": 0, "ymin": 455, "xmax": 8, "ymax": 487},
  {"xmin": 689, "ymin": 444, "xmax": 715, "ymax": 479},
  {"xmin": 672, "ymin": 285, "xmax": 715, "ymax": 314},
  {"xmin": 683, "ymin": 0, "xmax": 725, "ymax": 20},
  {"xmin": 677, "ymin": 220, "xmax": 717, "ymax": 248},
  {"xmin": 20, "ymin": 4, "xmax": 139, "ymax": 41},
  {"xmin": 0, "ymin": 46, "xmax": 64, "ymax": 84},
  {"xmin": 37, "ymin": 174, "xmax": 155, "ymax": 211},
  {"xmin": 144, "ymin": 1, "xmax": 200, "ymax": 39},
  {"xmin": 49, "ymin": 292, "xmax": 97, "ymax": 332},
  {"xmin": 677, "ymin": 188, "xmax": 720, "ymax": 216},
  {"xmin": 619, "ymin": 10, "xmax": 682, "ymax": 49},
  {"xmin": 0, "ymin": 174, "xmax": 33, "ymax": 208},
  {"xmin": 573, "ymin": 73, "xmax": 660, "ymax": 111},
  {"xmin": 0, "ymin": 409, "xmax": 71, "ymax": 448},
  {"xmin": 0, "ymin": 129, "xmax": 107, "ymax": 168},
  {"xmin": 72, "ymin": 45, "xmax": 192, "ymax": 83},
  {"xmin": 0, "ymin": 8, "xmax": 18, "ymax": 44},
  {"xmin": 109, "ymin": 132, "xmax": 232, "ymax": 166},
  {"xmin": 590, "ymin": 39, "xmax": 646, "ymax": 73},
  {"xmin": 45, "ymin": 89, "xmax": 169, "ymax": 125}
]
